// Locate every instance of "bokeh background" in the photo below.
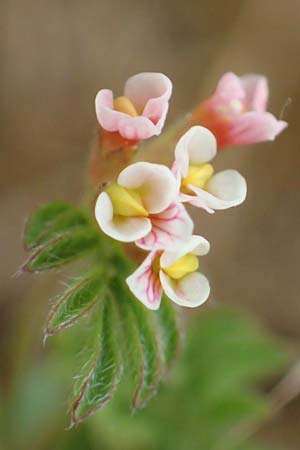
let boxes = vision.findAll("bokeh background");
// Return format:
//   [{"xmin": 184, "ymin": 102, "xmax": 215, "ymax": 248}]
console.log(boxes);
[{"xmin": 1, "ymin": 0, "xmax": 300, "ymax": 448}]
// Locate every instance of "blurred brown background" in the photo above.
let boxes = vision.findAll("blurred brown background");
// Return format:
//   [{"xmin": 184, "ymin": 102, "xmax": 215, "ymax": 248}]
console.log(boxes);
[{"xmin": 1, "ymin": 0, "xmax": 300, "ymax": 447}]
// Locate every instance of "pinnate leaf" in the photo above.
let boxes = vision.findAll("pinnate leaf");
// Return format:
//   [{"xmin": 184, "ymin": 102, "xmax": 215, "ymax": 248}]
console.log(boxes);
[
  {"xmin": 24, "ymin": 202, "xmax": 89, "ymax": 250},
  {"xmin": 112, "ymin": 277, "xmax": 161, "ymax": 410},
  {"xmin": 156, "ymin": 296, "xmax": 181, "ymax": 369},
  {"xmin": 23, "ymin": 229, "xmax": 99, "ymax": 272},
  {"xmin": 70, "ymin": 297, "xmax": 122, "ymax": 426},
  {"xmin": 130, "ymin": 298, "xmax": 161, "ymax": 410},
  {"xmin": 45, "ymin": 270, "xmax": 106, "ymax": 337}
]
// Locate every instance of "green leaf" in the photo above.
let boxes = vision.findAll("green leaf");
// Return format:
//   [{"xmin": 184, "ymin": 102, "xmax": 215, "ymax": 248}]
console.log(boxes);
[
  {"xmin": 129, "ymin": 295, "xmax": 161, "ymax": 410},
  {"xmin": 156, "ymin": 296, "xmax": 181, "ymax": 369},
  {"xmin": 110, "ymin": 262, "xmax": 161, "ymax": 410},
  {"xmin": 24, "ymin": 201, "xmax": 89, "ymax": 250},
  {"xmin": 45, "ymin": 270, "xmax": 107, "ymax": 337},
  {"xmin": 70, "ymin": 297, "xmax": 122, "ymax": 426},
  {"xmin": 23, "ymin": 229, "xmax": 99, "ymax": 272},
  {"xmin": 112, "ymin": 278, "xmax": 143, "ymax": 385}
]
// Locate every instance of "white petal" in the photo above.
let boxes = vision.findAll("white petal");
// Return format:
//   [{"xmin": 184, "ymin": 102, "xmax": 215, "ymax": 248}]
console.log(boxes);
[
  {"xmin": 174, "ymin": 126, "xmax": 217, "ymax": 178},
  {"xmin": 171, "ymin": 162, "xmax": 183, "ymax": 192},
  {"xmin": 136, "ymin": 203, "xmax": 194, "ymax": 251},
  {"xmin": 160, "ymin": 234, "xmax": 210, "ymax": 268},
  {"xmin": 160, "ymin": 271, "xmax": 210, "ymax": 308},
  {"xmin": 206, "ymin": 170, "xmax": 247, "ymax": 205},
  {"xmin": 126, "ymin": 252, "xmax": 163, "ymax": 310},
  {"xmin": 124, "ymin": 72, "xmax": 172, "ymax": 113},
  {"xmin": 118, "ymin": 162, "xmax": 177, "ymax": 214},
  {"xmin": 186, "ymin": 170, "xmax": 247, "ymax": 211},
  {"xmin": 95, "ymin": 192, "xmax": 151, "ymax": 242}
]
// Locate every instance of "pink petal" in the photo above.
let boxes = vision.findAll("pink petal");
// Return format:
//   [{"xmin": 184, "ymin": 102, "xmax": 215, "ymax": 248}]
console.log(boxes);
[
  {"xmin": 159, "ymin": 271, "xmax": 210, "ymax": 308},
  {"xmin": 95, "ymin": 89, "xmax": 119, "ymax": 132},
  {"xmin": 225, "ymin": 111, "xmax": 288, "ymax": 146},
  {"xmin": 95, "ymin": 192, "xmax": 152, "ymax": 242},
  {"xmin": 117, "ymin": 115, "xmax": 159, "ymax": 140},
  {"xmin": 124, "ymin": 72, "xmax": 172, "ymax": 137},
  {"xmin": 136, "ymin": 203, "xmax": 194, "ymax": 251},
  {"xmin": 118, "ymin": 162, "xmax": 177, "ymax": 214},
  {"xmin": 95, "ymin": 90, "xmax": 159, "ymax": 140},
  {"xmin": 214, "ymin": 72, "xmax": 245, "ymax": 102},
  {"xmin": 95, "ymin": 72, "xmax": 173, "ymax": 140},
  {"xmin": 240, "ymin": 74, "xmax": 269, "ymax": 112},
  {"xmin": 126, "ymin": 251, "xmax": 163, "ymax": 310}
]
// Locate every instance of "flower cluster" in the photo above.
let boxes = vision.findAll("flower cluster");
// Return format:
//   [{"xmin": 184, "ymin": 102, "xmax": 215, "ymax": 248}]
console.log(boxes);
[{"xmin": 94, "ymin": 72, "xmax": 286, "ymax": 310}]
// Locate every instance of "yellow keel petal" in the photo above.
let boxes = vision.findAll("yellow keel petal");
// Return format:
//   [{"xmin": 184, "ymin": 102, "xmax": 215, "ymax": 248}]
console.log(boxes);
[
  {"xmin": 106, "ymin": 184, "xmax": 148, "ymax": 217},
  {"xmin": 164, "ymin": 254, "xmax": 199, "ymax": 280},
  {"xmin": 114, "ymin": 96, "xmax": 138, "ymax": 116},
  {"xmin": 182, "ymin": 163, "xmax": 214, "ymax": 191}
]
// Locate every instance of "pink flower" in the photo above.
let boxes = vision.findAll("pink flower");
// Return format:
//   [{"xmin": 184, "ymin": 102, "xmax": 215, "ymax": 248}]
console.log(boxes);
[
  {"xmin": 173, "ymin": 126, "xmax": 247, "ymax": 213},
  {"xmin": 95, "ymin": 162, "xmax": 193, "ymax": 249},
  {"xmin": 95, "ymin": 72, "xmax": 172, "ymax": 141},
  {"xmin": 126, "ymin": 235, "xmax": 210, "ymax": 310},
  {"xmin": 192, "ymin": 72, "xmax": 287, "ymax": 148}
]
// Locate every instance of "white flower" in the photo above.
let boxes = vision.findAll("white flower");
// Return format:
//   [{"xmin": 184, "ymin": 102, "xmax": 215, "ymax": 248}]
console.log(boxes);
[
  {"xmin": 126, "ymin": 235, "xmax": 210, "ymax": 310},
  {"xmin": 173, "ymin": 126, "xmax": 247, "ymax": 213},
  {"xmin": 95, "ymin": 162, "xmax": 193, "ymax": 248}
]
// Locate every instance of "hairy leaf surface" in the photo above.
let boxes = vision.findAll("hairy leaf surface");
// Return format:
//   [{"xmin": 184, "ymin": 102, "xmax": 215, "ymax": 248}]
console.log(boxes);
[
  {"xmin": 24, "ymin": 229, "xmax": 99, "ymax": 272},
  {"xmin": 156, "ymin": 296, "xmax": 181, "ymax": 369},
  {"xmin": 24, "ymin": 202, "xmax": 89, "ymax": 250},
  {"xmin": 71, "ymin": 298, "xmax": 122, "ymax": 425},
  {"xmin": 45, "ymin": 270, "xmax": 106, "ymax": 337}
]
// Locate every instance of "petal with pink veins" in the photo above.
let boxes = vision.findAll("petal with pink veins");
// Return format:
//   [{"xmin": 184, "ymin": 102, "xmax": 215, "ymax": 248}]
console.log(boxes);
[
  {"xmin": 136, "ymin": 203, "xmax": 194, "ymax": 251},
  {"xmin": 126, "ymin": 251, "xmax": 163, "ymax": 310}
]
